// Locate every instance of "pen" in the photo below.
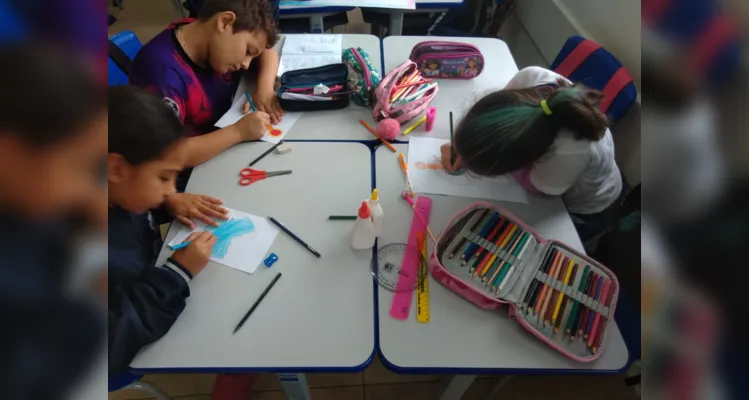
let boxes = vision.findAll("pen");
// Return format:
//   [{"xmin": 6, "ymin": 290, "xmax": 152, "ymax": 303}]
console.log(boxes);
[
  {"xmin": 170, "ymin": 241, "xmax": 190, "ymax": 250},
  {"xmin": 233, "ymin": 272, "xmax": 282, "ymax": 334},
  {"xmin": 268, "ymin": 216, "xmax": 321, "ymax": 258}
]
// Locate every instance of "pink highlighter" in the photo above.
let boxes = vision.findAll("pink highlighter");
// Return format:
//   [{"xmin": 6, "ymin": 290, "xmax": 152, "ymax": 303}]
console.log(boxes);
[{"xmin": 426, "ymin": 107, "xmax": 437, "ymax": 132}]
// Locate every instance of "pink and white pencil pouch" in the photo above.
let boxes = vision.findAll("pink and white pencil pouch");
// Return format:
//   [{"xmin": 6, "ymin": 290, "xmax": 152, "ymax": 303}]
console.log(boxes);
[
  {"xmin": 429, "ymin": 202, "xmax": 620, "ymax": 363},
  {"xmin": 373, "ymin": 60, "xmax": 438, "ymax": 125},
  {"xmin": 409, "ymin": 41, "xmax": 485, "ymax": 79}
]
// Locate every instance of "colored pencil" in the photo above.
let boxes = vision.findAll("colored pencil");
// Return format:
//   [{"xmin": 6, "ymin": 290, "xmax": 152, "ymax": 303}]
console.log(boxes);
[
  {"xmin": 529, "ymin": 249, "xmax": 559, "ymax": 315},
  {"xmin": 565, "ymin": 265, "xmax": 589, "ymax": 336},
  {"xmin": 584, "ymin": 275, "xmax": 605, "ymax": 340},
  {"xmin": 483, "ymin": 225, "xmax": 519, "ymax": 283},
  {"xmin": 464, "ymin": 215, "xmax": 502, "ymax": 267},
  {"xmin": 579, "ymin": 274, "xmax": 601, "ymax": 338},
  {"xmin": 449, "ymin": 112, "xmax": 456, "ymax": 168},
  {"xmin": 534, "ymin": 251, "xmax": 562, "ymax": 318},
  {"xmin": 477, "ymin": 221, "xmax": 515, "ymax": 277},
  {"xmin": 233, "ymin": 272, "xmax": 282, "ymax": 334},
  {"xmin": 570, "ymin": 271, "xmax": 595, "ymax": 340},
  {"xmin": 461, "ymin": 212, "xmax": 499, "ymax": 264},
  {"xmin": 497, "ymin": 233, "xmax": 532, "ymax": 292},
  {"xmin": 248, "ymin": 141, "xmax": 283, "ymax": 167},
  {"xmin": 492, "ymin": 232, "xmax": 529, "ymax": 289},
  {"xmin": 521, "ymin": 247, "xmax": 554, "ymax": 309},
  {"xmin": 543, "ymin": 258, "xmax": 568, "ymax": 327},
  {"xmin": 268, "ymin": 216, "xmax": 321, "ymax": 258},
  {"xmin": 448, "ymin": 209, "xmax": 489, "ymax": 258},
  {"xmin": 591, "ymin": 278, "xmax": 615, "ymax": 353},
  {"xmin": 527, "ymin": 248, "xmax": 558, "ymax": 313},
  {"xmin": 359, "ymin": 120, "xmax": 397, "ymax": 152},
  {"xmin": 468, "ymin": 218, "xmax": 507, "ymax": 274},
  {"xmin": 328, "ymin": 215, "xmax": 358, "ymax": 220},
  {"xmin": 551, "ymin": 258, "xmax": 575, "ymax": 326},
  {"xmin": 587, "ymin": 279, "xmax": 611, "ymax": 348},
  {"xmin": 554, "ymin": 264, "xmax": 578, "ymax": 335}
]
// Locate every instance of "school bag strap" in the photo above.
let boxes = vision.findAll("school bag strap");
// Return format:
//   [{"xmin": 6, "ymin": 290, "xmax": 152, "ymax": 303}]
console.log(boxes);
[
  {"xmin": 108, "ymin": 39, "xmax": 133, "ymax": 75},
  {"xmin": 549, "ymin": 36, "xmax": 637, "ymax": 125}
]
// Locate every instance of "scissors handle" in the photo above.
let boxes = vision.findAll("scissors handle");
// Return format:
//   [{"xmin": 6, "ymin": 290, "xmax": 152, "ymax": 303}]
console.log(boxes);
[{"xmin": 238, "ymin": 168, "xmax": 266, "ymax": 186}]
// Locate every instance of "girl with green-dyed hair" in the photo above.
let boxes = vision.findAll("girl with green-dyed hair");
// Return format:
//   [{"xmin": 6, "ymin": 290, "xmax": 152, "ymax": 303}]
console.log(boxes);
[{"xmin": 441, "ymin": 67, "xmax": 625, "ymax": 243}]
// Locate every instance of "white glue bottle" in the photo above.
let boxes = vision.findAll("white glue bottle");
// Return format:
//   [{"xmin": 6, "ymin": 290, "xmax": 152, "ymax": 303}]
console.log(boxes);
[
  {"xmin": 351, "ymin": 201, "xmax": 377, "ymax": 250},
  {"xmin": 368, "ymin": 189, "xmax": 384, "ymax": 236}
]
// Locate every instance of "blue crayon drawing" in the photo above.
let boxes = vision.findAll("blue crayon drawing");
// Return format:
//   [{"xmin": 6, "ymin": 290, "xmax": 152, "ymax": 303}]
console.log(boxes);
[{"xmin": 205, "ymin": 218, "xmax": 255, "ymax": 258}]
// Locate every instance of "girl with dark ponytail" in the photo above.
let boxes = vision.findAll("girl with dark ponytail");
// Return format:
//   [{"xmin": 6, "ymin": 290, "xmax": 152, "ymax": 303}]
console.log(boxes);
[{"xmin": 441, "ymin": 67, "xmax": 624, "ymax": 242}]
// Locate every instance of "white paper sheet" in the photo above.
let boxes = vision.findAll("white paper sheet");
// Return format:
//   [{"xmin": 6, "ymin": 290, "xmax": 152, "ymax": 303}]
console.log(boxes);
[
  {"xmin": 278, "ymin": 34, "xmax": 342, "ymax": 76},
  {"xmin": 214, "ymin": 77, "xmax": 302, "ymax": 144},
  {"xmin": 168, "ymin": 208, "xmax": 279, "ymax": 274},
  {"xmin": 407, "ymin": 137, "xmax": 530, "ymax": 204}
]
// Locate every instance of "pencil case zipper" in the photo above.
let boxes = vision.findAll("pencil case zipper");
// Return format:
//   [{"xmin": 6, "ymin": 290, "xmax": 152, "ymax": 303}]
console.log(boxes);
[{"xmin": 350, "ymin": 47, "xmax": 372, "ymax": 92}]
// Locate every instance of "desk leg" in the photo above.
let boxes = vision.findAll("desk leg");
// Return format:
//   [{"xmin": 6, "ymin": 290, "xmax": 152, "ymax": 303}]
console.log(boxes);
[
  {"xmin": 389, "ymin": 11, "xmax": 404, "ymax": 36},
  {"xmin": 309, "ymin": 15, "xmax": 324, "ymax": 33},
  {"xmin": 277, "ymin": 373, "xmax": 312, "ymax": 400},
  {"xmin": 486, "ymin": 376, "xmax": 514, "ymax": 400},
  {"xmin": 438, "ymin": 374, "xmax": 476, "ymax": 400}
]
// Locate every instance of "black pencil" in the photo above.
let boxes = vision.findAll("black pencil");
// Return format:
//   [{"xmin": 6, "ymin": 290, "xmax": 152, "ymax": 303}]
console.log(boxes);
[
  {"xmin": 328, "ymin": 215, "xmax": 357, "ymax": 220},
  {"xmin": 268, "ymin": 216, "xmax": 321, "ymax": 258},
  {"xmin": 233, "ymin": 272, "xmax": 282, "ymax": 334},
  {"xmin": 449, "ymin": 112, "xmax": 456, "ymax": 168},
  {"xmin": 248, "ymin": 141, "xmax": 283, "ymax": 167}
]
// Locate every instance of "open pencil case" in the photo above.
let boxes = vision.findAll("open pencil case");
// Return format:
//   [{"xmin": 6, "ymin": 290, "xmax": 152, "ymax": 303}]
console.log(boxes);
[
  {"xmin": 430, "ymin": 202, "xmax": 620, "ymax": 362},
  {"xmin": 276, "ymin": 63, "xmax": 350, "ymax": 112},
  {"xmin": 409, "ymin": 41, "xmax": 484, "ymax": 79}
]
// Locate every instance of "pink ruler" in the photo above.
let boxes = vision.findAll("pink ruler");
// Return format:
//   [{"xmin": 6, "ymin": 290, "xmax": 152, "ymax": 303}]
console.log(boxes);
[{"xmin": 390, "ymin": 196, "xmax": 432, "ymax": 320}]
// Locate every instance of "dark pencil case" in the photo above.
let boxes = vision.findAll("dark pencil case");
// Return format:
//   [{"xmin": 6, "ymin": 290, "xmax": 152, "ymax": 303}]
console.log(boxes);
[
  {"xmin": 277, "ymin": 63, "xmax": 350, "ymax": 112},
  {"xmin": 430, "ymin": 202, "xmax": 620, "ymax": 363}
]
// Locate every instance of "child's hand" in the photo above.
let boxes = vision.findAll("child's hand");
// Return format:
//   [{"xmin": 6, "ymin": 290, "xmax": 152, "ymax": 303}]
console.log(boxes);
[
  {"xmin": 171, "ymin": 231, "xmax": 217, "ymax": 276},
  {"xmin": 165, "ymin": 193, "xmax": 229, "ymax": 229},
  {"xmin": 233, "ymin": 111, "xmax": 271, "ymax": 141},
  {"xmin": 440, "ymin": 143, "xmax": 463, "ymax": 172},
  {"xmin": 248, "ymin": 87, "xmax": 284, "ymax": 124}
]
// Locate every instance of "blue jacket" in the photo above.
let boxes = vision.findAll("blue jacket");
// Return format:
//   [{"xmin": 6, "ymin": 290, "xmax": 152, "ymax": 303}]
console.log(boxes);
[{"xmin": 108, "ymin": 206, "xmax": 193, "ymax": 377}]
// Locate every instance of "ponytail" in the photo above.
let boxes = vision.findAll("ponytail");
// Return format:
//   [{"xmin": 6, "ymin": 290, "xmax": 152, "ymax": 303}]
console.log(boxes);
[{"xmin": 454, "ymin": 82, "xmax": 608, "ymax": 176}]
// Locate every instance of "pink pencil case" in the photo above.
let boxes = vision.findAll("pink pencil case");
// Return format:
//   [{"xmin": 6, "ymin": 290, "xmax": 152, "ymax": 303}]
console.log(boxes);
[
  {"xmin": 430, "ymin": 202, "xmax": 620, "ymax": 363},
  {"xmin": 373, "ymin": 60, "xmax": 438, "ymax": 124},
  {"xmin": 410, "ymin": 41, "xmax": 484, "ymax": 79}
]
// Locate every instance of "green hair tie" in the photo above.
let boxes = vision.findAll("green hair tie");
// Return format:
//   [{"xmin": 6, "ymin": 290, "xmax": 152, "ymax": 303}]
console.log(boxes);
[{"xmin": 540, "ymin": 100, "xmax": 552, "ymax": 116}]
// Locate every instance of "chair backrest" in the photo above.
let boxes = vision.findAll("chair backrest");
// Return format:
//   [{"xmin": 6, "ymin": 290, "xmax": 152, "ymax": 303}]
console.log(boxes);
[
  {"xmin": 549, "ymin": 36, "xmax": 637, "ymax": 125},
  {"xmin": 642, "ymin": 0, "xmax": 740, "ymax": 86},
  {"xmin": 108, "ymin": 30, "xmax": 143, "ymax": 86}
]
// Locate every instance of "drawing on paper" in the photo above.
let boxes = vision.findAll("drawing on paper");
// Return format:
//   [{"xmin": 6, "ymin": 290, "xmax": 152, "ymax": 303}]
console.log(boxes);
[{"xmin": 204, "ymin": 218, "xmax": 255, "ymax": 258}]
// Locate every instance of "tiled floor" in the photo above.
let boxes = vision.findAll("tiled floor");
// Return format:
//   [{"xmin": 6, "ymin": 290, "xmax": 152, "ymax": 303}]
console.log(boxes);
[{"xmin": 110, "ymin": 2, "xmax": 635, "ymax": 399}]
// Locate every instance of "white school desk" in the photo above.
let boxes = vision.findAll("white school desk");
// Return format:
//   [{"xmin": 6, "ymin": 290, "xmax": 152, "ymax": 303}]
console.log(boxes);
[
  {"xmin": 387, "ymin": 0, "xmax": 464, "ymax": 36},
  {"xmin": 276, "ymin": 34, "xmax": 384, "ymax": 141},
  {"xmin": 382, "ymin": 35, "xmax": 518, "ymax": 141},
  {"xmin": 131, "ymin": 142, "xmax": 376, "ymax": 400},
  {"xmin": 374, "ymin": 144, "xmax": 630, "ymax": 400}
]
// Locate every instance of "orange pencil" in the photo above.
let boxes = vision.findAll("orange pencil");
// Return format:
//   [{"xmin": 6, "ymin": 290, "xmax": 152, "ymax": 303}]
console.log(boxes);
[
  {"xmin": 476, "ymin": 221, "xmax": 514, "ymax": 277},
  {"xmin": 543, "ymin": 258, "xmax": 568, "ymax": 327},
  {"xmin": 482, "ymin": 225, "xmax": 518, "ymax": 283},
  {"xmin": 468, "ymin": 217, "xmax": 506, "ymax": 274},
  {"xmin": 533, "ymin": 251, "xmax": 561, "ymax": 316},
  {"xmin": 359, "ymin": 120, "xmax": 396, "ymax": 153},
  {"xmin": 550, "ymin": 258, "xmax": 576, "ymax": 326}
]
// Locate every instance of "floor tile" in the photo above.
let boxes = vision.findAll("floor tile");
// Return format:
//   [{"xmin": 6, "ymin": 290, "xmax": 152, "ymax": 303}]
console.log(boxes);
[
  {"xmin": 307, "ymin": 372, "xmax": 363, "ymax": 387},
  {"xmin": 492, "ymin": 375, "xmax": 635, "ymax": 400},
  {"xmin": 311, "ymin": 386, "xmax": 364, "ymax": 400},
  {"xmin": 252, "ymin": 373, "xmax": 283, "ymax": 392},
  {"xmin": 363, "ymin": 354, "xmax": 444, "ymax": 384},
  {"xmin": 365, "ymin": 381, "xmax": 441, "ymax": 400},
  {"xmin": 109, "ymin": 374, "xmax": 216, "ymax": 400}
]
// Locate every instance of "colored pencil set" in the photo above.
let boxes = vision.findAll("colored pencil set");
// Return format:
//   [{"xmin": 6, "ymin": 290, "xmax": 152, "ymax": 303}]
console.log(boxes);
[
  {"xmin": 445, "ymin": 208, "xmax": 537, "ymax": 296},
  {"xmin": 433, "ymin": 205, "xmax": 618, "ymax": 360},
  {"xmin": 389, "ymin": 68, "xmax": 437, "ymax": 107},
  {"xmin": 520, "ymin": 245, "xmax": 615, "ymax": 353}
]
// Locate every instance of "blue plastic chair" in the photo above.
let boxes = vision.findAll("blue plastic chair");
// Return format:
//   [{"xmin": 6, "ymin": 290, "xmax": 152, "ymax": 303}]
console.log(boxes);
[
  {"xmin": 108, "ymin": 30, "xmax": 143, "ymax": 86},
  {"xmin": 549, "ymin": 36, "xmax": 638, "ymax": 125}
]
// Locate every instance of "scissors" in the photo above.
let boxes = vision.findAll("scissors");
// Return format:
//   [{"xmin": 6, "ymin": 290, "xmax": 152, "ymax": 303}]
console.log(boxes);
[{"xmin": 238, "ymin": 168, "xmax": 292, "ymax": 186}]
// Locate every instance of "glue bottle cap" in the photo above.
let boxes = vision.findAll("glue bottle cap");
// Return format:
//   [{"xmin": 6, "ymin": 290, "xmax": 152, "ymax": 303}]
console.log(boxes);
[
  {"xmin": 371, "ymin": 188, "xmax": 379, "ymax": 201},
  {"xmin": 358, "ymin": 201, "xmax": 370, "ymax": 219}
]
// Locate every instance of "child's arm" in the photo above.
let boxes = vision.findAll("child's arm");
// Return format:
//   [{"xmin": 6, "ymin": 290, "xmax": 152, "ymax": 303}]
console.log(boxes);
[
  {"xmin": 182, "ymin": 111, "xmax": 271, "ymax": 167},
  {"xmin": 108, "ymin": 258, "xmax": 191, "ymax": 376},
  {"xmin": 246, "ymin": 48, "xmax": 283, "ymax": 124},
  {"xmin": 527, "ymin": 152, "xmax": 589, "ymax": 196}
]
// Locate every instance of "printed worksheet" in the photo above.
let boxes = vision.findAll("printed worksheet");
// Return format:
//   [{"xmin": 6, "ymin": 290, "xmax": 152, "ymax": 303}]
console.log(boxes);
[
  {"xmin": 407, "ymin": 137, "xmax": 530, "ymax": 203},
  {"xmin": 277, "ymin": 34, "xmax": 342, "ymax": 76},
  {"xmin": 169, "ymin": 208, "xmax": 279, "ymax": 274}
]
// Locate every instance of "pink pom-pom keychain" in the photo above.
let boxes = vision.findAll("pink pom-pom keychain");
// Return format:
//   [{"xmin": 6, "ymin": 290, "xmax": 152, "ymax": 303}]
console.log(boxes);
[
  {"xmin": 376, "ymin": 118, "xmax": 401, "ymax": 140},
  {"xmin": 426, "ymin": 107, "xmax": 437, "ymax": 132}
]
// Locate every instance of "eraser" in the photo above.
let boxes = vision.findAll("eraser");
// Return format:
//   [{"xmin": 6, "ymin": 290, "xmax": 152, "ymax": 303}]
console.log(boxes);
[{"xmin": 275, "ymin": 144, "xmax": 291, "ymax": 154}]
